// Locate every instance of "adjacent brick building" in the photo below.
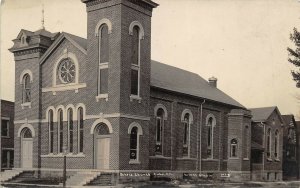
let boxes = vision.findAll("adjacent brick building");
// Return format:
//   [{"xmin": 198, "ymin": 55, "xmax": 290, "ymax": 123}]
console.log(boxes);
[
  {"xmin": 1, "ymin": 100, "xmax": 15, "ymax": 171},
  {"xmin": 250, "ymin": 107, "xmax": 283, "ymax": 181},
  {"xmin": 7, "ymin": 0, "xmax": 287, "ymax": 183}
]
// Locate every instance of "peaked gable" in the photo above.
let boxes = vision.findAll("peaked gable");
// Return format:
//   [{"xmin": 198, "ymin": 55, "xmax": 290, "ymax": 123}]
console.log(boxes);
[{"xmin": 39, "ymin": 32, "xmax": 87, "ymax": 65}]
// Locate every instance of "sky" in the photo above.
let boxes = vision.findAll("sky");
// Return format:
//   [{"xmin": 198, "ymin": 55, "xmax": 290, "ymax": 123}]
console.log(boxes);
[{"xmin": 1, "ymin": 0, "xmax": 300, "ymax": 118}]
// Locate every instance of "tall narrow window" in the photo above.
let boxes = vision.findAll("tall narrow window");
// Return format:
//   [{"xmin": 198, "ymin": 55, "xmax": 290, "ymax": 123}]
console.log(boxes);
[
  {"xmin": 97, "ymin": 24, "xmax": 109, "ymax": 96},
  {"xmin": 68, "ymin": 109, "xmax": 73, "ymax": 153},
  {"xmin": 207, "ymin": 117, "xmax": 214, "ymax": 158},
  {"xmin": 275, "ymin": 130, "xmax": 279, "ymax": 158},
  {"xmin": 22, "ymin": 74, "xmax": 31, "ymax": 103},
  {"xmin": 1, "ymin": 119, "xmax": 9, "ymax": 137},
  {"xmin": 58, "ymin": 109, "xmax": 63, "ymax": 153},
  {"xmin": 155, "ymin": 108, "xmax": 164, "ymax": 155},
  {"xmin": 48, "ymin": 110, "xmax": 54, "ymax": 153},
  {"xmin": 267, "ymin": 128, "xmax": 271, "ymax": 158},
  {"xmin": 131, "ymin": 26, "xmax": 140, "ymax": 96},
  {"xmin": 183, "ymin": 113, "xmax": 190, "ymax": 156},
  {"xmin": 78, "ymin": 107, "xmax": 84, "ymax": 153},
  {"xmin": 244, "ymin": 125, "xmax": 249, "ymax": 158},
  {"xmin": 130, "ymin": 127, "xmax": 138, "ymax": 160},
  {"xmin": 230, "ymin": 139, "xmax": 238, "ymax": 157}
]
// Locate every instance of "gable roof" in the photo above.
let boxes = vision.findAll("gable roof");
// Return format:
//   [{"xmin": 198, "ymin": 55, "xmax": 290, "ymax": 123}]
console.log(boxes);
[
  {"xmin": 39, "ymin": 32, "xmax": 87, "ymax": 65},
  {"xmin": 250, "ymin": 106, "xmax": 283, "ymax": 123},
  {"xmin": 38, "ymin": 32, "xmax": 245, "ymax": 108},
  {"xmin": 150, "ymin": 61, "xmax": 244, "ymax": 108},
  {"xmin": 282, "ymin": 114, "xmax": 296, "ymax": 127}
]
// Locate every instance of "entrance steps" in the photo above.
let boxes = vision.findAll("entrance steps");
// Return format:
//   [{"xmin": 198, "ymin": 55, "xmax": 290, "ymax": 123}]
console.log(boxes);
[
  {"xmin": 66, "ymin": 171, "xmax": 101, "ymax": 186},
  {"xmin": 87, "ymin": 173, "xmax": 113, "ymax": 186},
  {"xmin": 0, "ymin": 169, "xmax": 23, "ymax": 183}
]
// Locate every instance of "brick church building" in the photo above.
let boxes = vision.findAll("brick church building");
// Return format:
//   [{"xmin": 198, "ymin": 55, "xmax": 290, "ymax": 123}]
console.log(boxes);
[{"xmin": 6, "ymin": 0, "xmax": 283, "ymax": 184}]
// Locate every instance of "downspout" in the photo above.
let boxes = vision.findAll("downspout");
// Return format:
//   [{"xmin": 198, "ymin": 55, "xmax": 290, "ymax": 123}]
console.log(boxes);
[{"xmin": 199, "ymin": 99, "xmax": 206, "ymax": 172}]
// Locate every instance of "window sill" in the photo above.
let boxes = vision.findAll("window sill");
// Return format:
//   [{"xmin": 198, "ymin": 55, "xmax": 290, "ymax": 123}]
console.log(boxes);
[
  {"xmin": 41, "ymin": 153, "xmax": 85, "ymax": 158},
  {"xmin": 149, "ymin": 155, "xmax": 172, "ymax": 160},
  {"xmin": 96, "ymin": 94, "xmax": 108, "ymax": 102},
  {"xmin": 201, "ymin": 158, "xmax": 218, "ymax": 161},
  {"xmin": 176, "ymin": 157, "xmax": 197, "ymax": 161},
  {"xmin": 267, "ymin": 158, "xmax": 273, "ymax": 162},
  {"xmin": 42, "ymin": 83, "xmax": 86, "ymax": 95},
  {"xmin": 129, "ymin": 160, "xmax": 141, "ymax": 164},
  {"xmin": 130, "ymin": 95, "xmax": 142, "ymax": 103},
  {"xmin": 243, "ymin": 158, "xmax": 249, "ymax": 161},
  {"xmin": 274, "ymin": 158, "xmax": 280, "ymax": 162},
  {"xmin": 21, "ymin": 102, "xmax": 31, "ymax": 109},
  {"xmin": 1, "ymin": 136, "xmax": 10, "ymax": 139},
  {"xmin": 229, "ymin": 157, "xmax": 239, "ymax": 160}
]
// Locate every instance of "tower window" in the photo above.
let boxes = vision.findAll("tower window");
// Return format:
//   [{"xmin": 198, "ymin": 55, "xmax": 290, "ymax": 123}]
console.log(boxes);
[
  {"xmin": 130, "ymin": 26, "xmax": 140, "ymax": 97},
  {"xmin": 130, "ymin": 127, "xmax": 138, "ymax": 160},
  {"xmin": 22, "ymin": 74, "xmax": 31, "ymax": 103},
  {"xmin": 97, "ymin": 24, "xmax": 109, "ymax": 97}
]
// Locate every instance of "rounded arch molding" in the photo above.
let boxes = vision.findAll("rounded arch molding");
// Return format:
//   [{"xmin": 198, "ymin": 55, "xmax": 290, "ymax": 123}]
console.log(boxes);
[
  {"xmin": 95, "ymin": 18, "xmax": 112, "ymax": 36},
  {"xmin": 90, "ymin": 118, "xmax": 113, "ymax": 134},
  {"xmin": 19, "ymin": 69, "xmax": 33, "ymax": 84},
  {"xmin": 129, "ymin": 21, "xmax": 145, "ymax": 40},
  {"xmin": 205, "ymin": 113, "xmax": 216, "ymax": 126},
  {"xmin": 128, "ymin": 122, "xmax": 143, "ymax": 135},
  {"xmin": 181, "ymin": 109, "xmax": 193, "ymax": 123},
  {"xmin": 17, "ymin": 124, "xmax": 35, "ymax": 137},
  {"xmin": 154, "ymin": 104, "xmax": 168, "ymax": 119}
]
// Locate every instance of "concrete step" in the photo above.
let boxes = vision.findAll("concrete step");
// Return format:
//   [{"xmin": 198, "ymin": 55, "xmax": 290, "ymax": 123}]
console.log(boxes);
[
  {"xmin": 66, "ymin": 172, "xmax": 101, "ymax": 186},
  {"xmin": 0, "ymin": 169, "xmax": 23, "ymax": 182},
  {"xmin": 87, "ymin": 173, "xmax": 113, "ymax": 186}
]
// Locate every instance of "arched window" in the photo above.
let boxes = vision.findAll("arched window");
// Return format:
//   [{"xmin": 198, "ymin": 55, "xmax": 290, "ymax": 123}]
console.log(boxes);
[
  {"xmin": 155, "ymin": 108, "xmax": 164, "ymax": 155},
  {"xmin": 128, "ymin": 122, "xmax": 143, "ymax": 162},
  {"xmin": 130, "ymin": 25, "xmax": 140, "ymax": 97},
  {"xmin": 22, "ymin": 74, "xmax": 31, "ymax": 103},
  {"xmin": 58, "ymin": 109, "xmax": 63, "ymax": 153},
  {"xmin": 206, "ymin": 115, "xmax": 216, "ymax": 158},
  {"xmin": 68, "ymin": 108, "xmax": 73, "ymax": 153},
  {"xmin": 130, "ymin": 127, "xmax": 138, "ymax": 160},
  {"xmin": 96, "ymin": 123, "xmax": 110, "ymax": 135},
  {"xmin": 267, "ymin": 128, "xmax": 271, "ymax": 158},
  {"xmin": 97, "ymin": 24, "xmax": 109, "ymax": 96},
  {"xmin": 78, "ymin": 107, "xmax": 84, "ymax": 153},
  {"xmin": 48, "ymin": 110, "xmax": 54, "ymax": 153},
  {"xmin": 275, "ymin": 130, "xmax": 279, "ymax": 158},
  {"xmin": 230, "ymin": 139, "xmax": 238, "ymax": 157},
  {"xmin": 22, "ymin": 128, "xmax": 32, "ymax": 138},
  {"xmin": 182, "ymin": 113, "xmax": 190, "ymax": 156}
]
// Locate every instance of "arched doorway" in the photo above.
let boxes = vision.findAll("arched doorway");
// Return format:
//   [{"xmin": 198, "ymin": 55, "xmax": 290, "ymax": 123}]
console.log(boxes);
[
  {"xmin": 21, "ymin": 128, "xmax": 33, "ymax": 168},
  {"xmin": 94, "ymin": 123, "xmax": 110, "ymax": 169}
]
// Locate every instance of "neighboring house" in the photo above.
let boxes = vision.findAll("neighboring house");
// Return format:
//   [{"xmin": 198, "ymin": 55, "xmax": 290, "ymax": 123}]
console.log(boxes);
[
  {"xmin": 282, "ymin": 114, "xmax": 299, "ymax": 180},
  {"xmin": 1, "ymin": 100, "xmax": 14, "ymax": 171},
  {"xmin": 250, "ymin": 107, "xmax": 283, "ymax": 181}
]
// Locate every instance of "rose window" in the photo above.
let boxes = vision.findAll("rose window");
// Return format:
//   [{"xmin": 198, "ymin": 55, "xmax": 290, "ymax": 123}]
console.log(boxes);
[{"xmin": 58, "ymin": 58, "xmax": 75, "ymax": 83}]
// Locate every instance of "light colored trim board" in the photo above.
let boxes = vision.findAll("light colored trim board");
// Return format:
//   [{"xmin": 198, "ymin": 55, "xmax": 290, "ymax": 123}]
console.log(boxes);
[{"xmin": 42, "ymin": 83, "xmax": 86, "ymax": 94}]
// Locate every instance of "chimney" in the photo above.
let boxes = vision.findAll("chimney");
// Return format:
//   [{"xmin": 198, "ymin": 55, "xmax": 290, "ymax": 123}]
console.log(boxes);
[{"xmin": 208, "ymin": 77, "xmax": 217, "ymax": 88}]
